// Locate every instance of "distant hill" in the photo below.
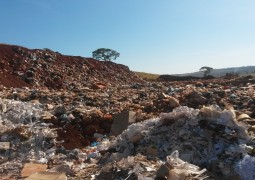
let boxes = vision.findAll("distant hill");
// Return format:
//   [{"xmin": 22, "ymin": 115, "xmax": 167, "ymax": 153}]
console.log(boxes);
[{"xmin": 172, "ymin": 66, "xmax": 255, "ymax": 77}]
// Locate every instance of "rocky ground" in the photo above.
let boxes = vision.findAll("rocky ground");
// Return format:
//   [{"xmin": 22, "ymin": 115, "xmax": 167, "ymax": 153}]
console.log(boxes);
[{"xmin": 0, "ymin": 44, "xmax": 255, "ymax": 179}]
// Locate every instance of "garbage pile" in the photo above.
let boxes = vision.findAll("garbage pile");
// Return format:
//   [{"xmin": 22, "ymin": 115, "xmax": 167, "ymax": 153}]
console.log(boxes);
[
  {"xmin": 1, "ymin": 44, "xmax": 255, "ymax": 179},
  {"xmin": 97, "ymin": 105, "xmax": 255, "ymax": 179},
  {"xmin": 1, "ymin": 96, "xmax": 255, "ymax": 179},
  {"xmin": 0, "ymin": 44, "xmax": 143, "ymax": 89}
]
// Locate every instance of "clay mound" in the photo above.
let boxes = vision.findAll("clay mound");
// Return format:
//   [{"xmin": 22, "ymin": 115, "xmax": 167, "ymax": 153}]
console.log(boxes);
[
  {"xmin": 0, "ymin": 73, "xmax": 31, "ymax": 88},
  {"xmin": 0, "ymin": 44, "xmax": 143, "ymax": 89}
]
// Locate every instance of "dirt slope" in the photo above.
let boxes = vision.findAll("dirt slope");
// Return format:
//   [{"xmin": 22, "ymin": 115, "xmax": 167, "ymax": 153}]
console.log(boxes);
[{"xmin": 0, "ymin": 44, "xmax": 143, "ymax": 89}]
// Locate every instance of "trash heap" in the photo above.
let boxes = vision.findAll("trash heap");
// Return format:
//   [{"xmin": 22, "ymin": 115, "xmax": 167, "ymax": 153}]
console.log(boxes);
[
  {"xmin": 0, "ymin": 98, "xmax": 112, "ymax": 179},
  {"xmin": 1, "ymin": 96, "xmax": 255, "ymax": 179},
  {"xmin": 1, "ymin": 44, "xmax": 255, "ymax": 179},
  {"xmin": 98, "ymin": 105, "xmax": 255, "ymax": 179},
  {"xmin": 0, "ymin": 99, "xmax": 55, "ymax": 178},
  {"xmin": 0, "ymin": 44, "xmax": 144, "ymax": 89}
]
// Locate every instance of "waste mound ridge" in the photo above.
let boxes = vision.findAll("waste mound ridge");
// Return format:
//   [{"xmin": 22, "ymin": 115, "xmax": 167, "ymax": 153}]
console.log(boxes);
[{"xmin": 0, "ymin": 44, "xmax": 143, "ymax": 89}]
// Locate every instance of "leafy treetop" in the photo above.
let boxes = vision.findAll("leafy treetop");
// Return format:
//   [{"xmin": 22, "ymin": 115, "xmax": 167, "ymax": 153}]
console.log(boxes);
[
  {"xmin": 200, "ymin": 66, "xmax": 213, "ymax": 77},
  {"xmin": 92, "ymin": 48, "xmax": 120, "ymax": 61}
]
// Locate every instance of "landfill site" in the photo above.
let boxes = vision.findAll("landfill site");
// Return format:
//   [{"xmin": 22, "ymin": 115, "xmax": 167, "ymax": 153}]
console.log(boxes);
[{"xmin": 1, "ymin": 44, "xmax": 255, "ymax": 180}]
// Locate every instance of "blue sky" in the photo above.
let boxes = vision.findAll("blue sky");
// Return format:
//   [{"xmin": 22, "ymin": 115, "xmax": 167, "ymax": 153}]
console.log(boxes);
[{"xmin": 1, "ymin": 0, "xmax": 255, "ymax": 74}]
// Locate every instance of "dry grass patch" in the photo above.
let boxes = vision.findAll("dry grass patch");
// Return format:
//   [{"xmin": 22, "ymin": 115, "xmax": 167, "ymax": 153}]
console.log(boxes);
[{"xmin": 134, "ymin": 71, "xmax": 160, "ymax": 81}]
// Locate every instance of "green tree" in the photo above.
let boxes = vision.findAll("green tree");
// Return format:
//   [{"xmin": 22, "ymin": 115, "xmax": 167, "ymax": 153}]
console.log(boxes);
[
  {"xmin": 200, "ymin": 66, "xmax": 213, "ymax": 77},
  {"xmin": 92, "ymin": 48, "xmax": 120, "ymax": 61}
]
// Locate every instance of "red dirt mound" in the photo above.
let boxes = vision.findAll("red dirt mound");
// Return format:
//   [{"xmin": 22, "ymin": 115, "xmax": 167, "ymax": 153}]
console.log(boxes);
[{"xmin": 0, "ymin": 44, "xmax": 143, "ymax": 89}]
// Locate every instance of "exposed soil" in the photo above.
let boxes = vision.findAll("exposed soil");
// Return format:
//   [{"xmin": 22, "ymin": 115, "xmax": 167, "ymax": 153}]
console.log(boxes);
[{"xmin": 0, "ymin": 44, "xmax": 143, "ymax": 89}]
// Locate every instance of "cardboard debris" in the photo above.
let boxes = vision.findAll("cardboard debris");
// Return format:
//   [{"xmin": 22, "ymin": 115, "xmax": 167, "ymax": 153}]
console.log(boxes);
[
  {"xmin": 110, "ymin": 111, "xmax": 136, "ymax": 136},
  {"xmin": 21, "ymin": 163, "xmax": 47, "ymax": 178},
  {"xmin": 25, "ymin": 172, "xmax": 67, "ymax": 180}
]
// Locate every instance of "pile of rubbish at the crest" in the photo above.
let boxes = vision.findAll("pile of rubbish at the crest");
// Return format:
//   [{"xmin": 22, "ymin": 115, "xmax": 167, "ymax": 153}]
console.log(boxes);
[{"xmin": 1, "ymin": 98, "xmax": 255, "ymax": 180}]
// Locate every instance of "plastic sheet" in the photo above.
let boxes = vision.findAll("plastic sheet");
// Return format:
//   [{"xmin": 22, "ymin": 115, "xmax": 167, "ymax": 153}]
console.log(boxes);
[{"xmin": 235, "ymin": 155, "xmax": 255, "ymax": 180}]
